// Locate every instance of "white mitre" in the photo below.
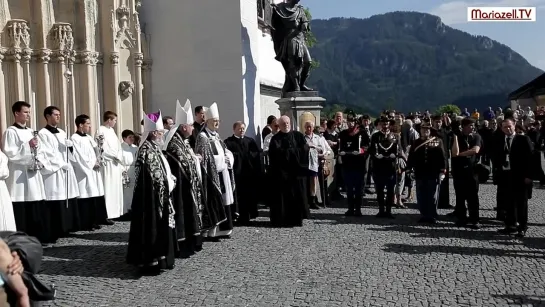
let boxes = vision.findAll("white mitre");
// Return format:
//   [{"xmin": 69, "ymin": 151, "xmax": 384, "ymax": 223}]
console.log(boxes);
[
  {"xmin": 163, "ymin": 99, "xmax": 193, "ymax": 150},
  {"xmin": 177, "ymin": 99, "xmax": 193, "ymax": 125},
  {"xmin": 140, "ymin": 110, "xmax": 163, "ymax": 147},
  {"xmin": 205, "ymin": 102, "xmax": 220, "ymax": 120}
]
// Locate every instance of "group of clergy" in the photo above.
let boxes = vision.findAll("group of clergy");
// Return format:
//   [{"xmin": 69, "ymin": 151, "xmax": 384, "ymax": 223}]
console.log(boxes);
[
  {"xmin": 0, "ymin": 97, "xmax": 314, "ymax": 276},
  {"xmin": 0, "ymin": 101, "xmax": 132, "ymax": 245}
]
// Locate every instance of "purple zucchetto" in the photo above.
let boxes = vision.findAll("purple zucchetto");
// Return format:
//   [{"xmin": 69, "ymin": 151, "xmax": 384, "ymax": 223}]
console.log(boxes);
[{"xmin": 146, "ymin": 112, "xmax": 160, "ymax": 122}]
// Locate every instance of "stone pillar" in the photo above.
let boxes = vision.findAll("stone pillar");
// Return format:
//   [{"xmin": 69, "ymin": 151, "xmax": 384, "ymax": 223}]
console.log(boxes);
[
  {"xmin": 0, "ymin": 51, "xmax": 6, "ymax": 135},
  {"xmin": 35, "ymin": 49, "xmax": 52, "ymax": 115},
  {"xmin": 276, "ymin": 91, "xmax": 325, "ymax": 132},
  {"xmin": 50, "ymin": 22, "xmax": 75, "ymax": 132},
  {"xmin": 76, "ymin": 51, "xmax": 99, "ymax": 128},
  {"xmin": 133, "ymin": 52, "xmax": 144, "ymax": 126}
]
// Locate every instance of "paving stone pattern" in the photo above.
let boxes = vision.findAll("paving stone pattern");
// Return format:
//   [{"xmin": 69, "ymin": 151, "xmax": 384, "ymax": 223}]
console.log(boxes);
[{"xmin": 39, "ymin": 182, "xmax": 545, "ymax": 307}]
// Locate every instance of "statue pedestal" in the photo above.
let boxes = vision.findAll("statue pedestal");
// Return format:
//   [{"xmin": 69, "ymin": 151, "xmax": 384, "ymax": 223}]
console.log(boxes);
[{"xmin": 276, "ymin": 91, "xmax": 325, "ymax": 132}]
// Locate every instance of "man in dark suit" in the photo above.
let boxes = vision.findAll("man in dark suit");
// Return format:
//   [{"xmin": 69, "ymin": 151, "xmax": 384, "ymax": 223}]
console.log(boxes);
[
  {"xmin": 492, "ymin": 118, "xmax": 534, "ymax": 237},
  {"xmin": 189, "ymin": 106, "xmax": 206, "ymax": 148}
]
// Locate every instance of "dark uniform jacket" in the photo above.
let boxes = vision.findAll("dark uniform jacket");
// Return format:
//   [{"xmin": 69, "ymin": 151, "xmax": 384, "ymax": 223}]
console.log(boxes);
[
  {"xmin": 406, "ymin": 137, "xmax": 446, "ymax": 180},
  {"xmin": 338, "ymin": 128, "xmax": 370, "ymax": 171}
]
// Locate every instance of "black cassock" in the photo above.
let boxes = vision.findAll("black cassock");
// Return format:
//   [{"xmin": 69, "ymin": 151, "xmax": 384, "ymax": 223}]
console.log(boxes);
[
  {"xmin": 224, "ymin": 135, "xmax": 262, "ymax": 224},
  {"xmin": 165, "ymin": 132, "xmax": 204, "ymax": 257},
  {"xmin": 268, "ymin": 131, "xmax": 310, "ymax": 227},
  {"xmin": 127, "ymin": 140, "xmax": 177, "ymax": 271}
]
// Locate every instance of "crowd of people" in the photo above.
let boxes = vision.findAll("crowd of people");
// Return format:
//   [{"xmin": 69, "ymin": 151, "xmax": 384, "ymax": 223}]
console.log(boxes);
[
  {"xmin": 0, "ymin": 98, "xmax": 541, "ymax": 305},
  {"xmin": 314, "ymin": 104, "xmax": 539, "ymax": 236}
]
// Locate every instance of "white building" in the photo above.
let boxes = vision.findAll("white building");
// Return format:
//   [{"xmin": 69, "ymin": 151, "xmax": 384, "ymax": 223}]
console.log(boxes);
[{"xmin": 141, "ymin": 0, "xmax": 284, "ymax": 138}]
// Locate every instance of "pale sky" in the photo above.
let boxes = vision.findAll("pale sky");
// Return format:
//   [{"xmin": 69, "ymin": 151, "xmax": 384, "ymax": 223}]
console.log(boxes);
[{"xmin": 305, "ymin": 0, "xmax": 545, "ymax": 70}]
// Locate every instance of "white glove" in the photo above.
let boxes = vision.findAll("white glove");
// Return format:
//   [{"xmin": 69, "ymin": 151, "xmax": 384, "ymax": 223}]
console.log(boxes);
[
  {"xmin": 61, "ymin": 163, "xmax": 70, "ymax": 171},
  {"xmin": 65, "ymin": 139, "xmax": 73, "ymax": 147},
  {"xmin": 339, "ymin": 151, "xmax": 346, "ymax": 156},
  {"xmin": 352, "ymin": 151, "xmax": 359, "ymax": 155},
  {"xmin": 439, "ymin": 174, "xmax": 445, "ymax": 182},
  {"xmin": 376, "ymin": 154, "xmax": 384, "ymax": 159},
  {"xmin": 389, "ymin": 153, "xmax": 396, "ymax": 159}
]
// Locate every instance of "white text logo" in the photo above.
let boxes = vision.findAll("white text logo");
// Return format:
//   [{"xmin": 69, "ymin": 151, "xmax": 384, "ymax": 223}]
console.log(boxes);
[{"xmin": 467, "ymin": 7, "xmax": 536, "ymax": 22}]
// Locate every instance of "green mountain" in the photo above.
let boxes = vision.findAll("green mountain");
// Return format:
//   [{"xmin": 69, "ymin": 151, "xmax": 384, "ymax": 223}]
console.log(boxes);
[{"xmin": 308, "ymin": 11, "xmax": 543, "ymax": 114}]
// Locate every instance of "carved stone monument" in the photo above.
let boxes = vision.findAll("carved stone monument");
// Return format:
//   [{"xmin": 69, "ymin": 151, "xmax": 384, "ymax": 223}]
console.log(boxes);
[{"xmin": 276, "ymin": 91, "xmax": 325, "ymax": 132}]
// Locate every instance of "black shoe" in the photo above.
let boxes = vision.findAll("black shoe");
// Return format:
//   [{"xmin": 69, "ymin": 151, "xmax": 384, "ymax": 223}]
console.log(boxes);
[
  {"xmin": 455, "ymin": 220, "xmax": 468, "ymax": 227},
  {"xmin": 376, "ymin": 212, "xmax": 388, "ymax": 218},
  {"xmin": 344, "ymin": 210, "xmax": 355, "ymax": 216},
  {"xmin": 104, "ymin": 219, "xmax": 115, "ymax": 225},
  {"xmin": 468, "ymin": 223, "xmax": 481, "ymax": 230},
  {"xmin": 92, "ymin": 224, "xmax": 102, "ymax": 230},
  {"xmin": 418, "ymin": 217, "xmax": 435, "ymax": 224},
  {"xmin": 385, "ymin": 213, "xmax": 395, "ymax": 219},
  {"xmin": 438, "ymin": 204, "xmax": 454, "ymax": 209},
  {"xmin": 446, "ymin": 212, "xmax": 457, "ymax": 217},
  {"xmin": 497, "ymin": 227, "xmax": 517, "ymax": 234},
  {"xmin": 515, "ymin": 230, "xmax": 527, "ymax": 238},
  {"xmin": 309, "ymin": 204, "xmax": 321, "ymax": 210},
  {"xmin": 354, "ymin": 211, "xmax": 363, "ymax": 217}
]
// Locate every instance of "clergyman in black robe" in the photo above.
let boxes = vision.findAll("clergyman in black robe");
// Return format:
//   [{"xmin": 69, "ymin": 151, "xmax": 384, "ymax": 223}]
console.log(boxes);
[
  {"xmin": 127, "ymin": 113, "xmax": 177, "ymax": 275},
  {"xmin": 224, "ymin": 122, "xmax": 262, "ymax": 225},
  {"xmin": 165, "ymin": 127, "xmax": 207, "ymax": 257},
  {"xmin": 268, "ymin": 116, "xmax": 310, "ymax": 227}
]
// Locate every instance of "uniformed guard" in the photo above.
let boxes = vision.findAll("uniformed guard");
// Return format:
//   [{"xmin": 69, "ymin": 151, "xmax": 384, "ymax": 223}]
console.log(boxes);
[
  {"xmin": 369, "ymin": 118, "xmax": 398, "ymax": 218},
  {"xmin": 338, "ymin": 114, "xmax": 370, "ymax": 216},
  {"xmin": 405, "ymin": 123, "xmax": 447, "ymax": 223}
]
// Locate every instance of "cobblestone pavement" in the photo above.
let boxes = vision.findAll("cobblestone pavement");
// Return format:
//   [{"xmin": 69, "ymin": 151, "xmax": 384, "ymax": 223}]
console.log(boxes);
[{"xmin": 39, "ymin": 182, "xmax": 545, "ymax": 307}]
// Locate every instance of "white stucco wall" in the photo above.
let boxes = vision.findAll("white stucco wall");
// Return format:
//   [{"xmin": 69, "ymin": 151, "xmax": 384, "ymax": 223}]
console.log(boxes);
[
  {"xmin": 141, "ymin": 0, "xmax": 284, "ymax": 137},
  {"xmin": 142, "ymin": 0, "xmax": 247, "ymax": 137}
]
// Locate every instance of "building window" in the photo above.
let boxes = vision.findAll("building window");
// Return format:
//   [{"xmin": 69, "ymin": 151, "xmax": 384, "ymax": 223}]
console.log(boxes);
[
  {"xmin": 257, "ymin": 0, "xmax": 264, "ymax": 19},
  {"xmin": 257, "ymin": 0, "xmax": 272, "ymax": 28}
]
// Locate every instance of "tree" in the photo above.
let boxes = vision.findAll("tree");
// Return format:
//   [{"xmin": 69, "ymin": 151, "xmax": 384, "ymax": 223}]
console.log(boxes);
[
  {"xmin": 436, "ymin": 104, "xmax": 461, "ymax": 115},
  {"xmin": 303, "ymin": 7, "xmax": 320, "ymax": 68}
]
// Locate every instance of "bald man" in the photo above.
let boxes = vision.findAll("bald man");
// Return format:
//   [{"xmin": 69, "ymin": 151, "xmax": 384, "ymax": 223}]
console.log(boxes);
[{"xmin": 267, "ymin": 116, "xmax": 311, "ymax": 227}]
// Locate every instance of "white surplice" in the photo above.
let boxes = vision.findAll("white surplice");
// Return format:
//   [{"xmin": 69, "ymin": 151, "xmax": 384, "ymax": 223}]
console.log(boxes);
[
  {"xmin": 2, "ymin": 126, "xmax": 46, "ymax": 202},
  {"xmin": 204, "ymin": 128, "xmax": 235, "ymax": 206},
  {"xmin": 38, "ymin": 127, "xmax": 80, "ymax": 200},
  {"xmin": 96, "ymin": 125, "xmax": 124, "ymax": 219},
  {"xmin": 0, "ymin": 150, "xmax": 16, "ymax": 231},
  {"xmin": 121, "ymin": 142, "xmax": 137, "ymax": 213},
  {"xmin": 70, "ymin": 133, "xmax": 105, "ymax": 198}
]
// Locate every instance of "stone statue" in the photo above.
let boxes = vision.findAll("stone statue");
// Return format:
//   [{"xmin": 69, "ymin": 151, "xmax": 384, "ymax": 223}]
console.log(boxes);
[
  {"xmin": 270, "ymin": 0, "xmax": 313, "ymax": 95},
  {"xmin": 118, "ymin": 81, "xmax": 134, "ymax": 98}
]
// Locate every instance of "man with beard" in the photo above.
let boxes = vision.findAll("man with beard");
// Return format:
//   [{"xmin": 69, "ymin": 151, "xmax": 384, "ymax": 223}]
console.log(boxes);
[
  {"xmin": 369, "ymin": 118, "xmax": 398, "ymax": 218},
  {"xmin": 431, "ymin": 115, "xmax": 452, "ymax": 209},
  {"xmin": 406, "ymin": 123, "xmax": 447, "ymax": 224},
  {"xmin": 338, "ymin": 114, "xmax": 369, "ymax": 216},
  {"xmin": 127, "ymin": 111, "xmax": 177, "ymax": 276},
  {"xmin": 224, "ymin": 121, "xmax": 262, "ymax": 225},
  {"xmin": 195, "ymin": 103, "xmax": 236, "ymax": 238},
  {"xmin": 268, "ymin": 116, "xmax": 310, "ymax": 227},
  {"xmin": 163, "ymin": 100, "xmax": 212, "ymax": 257}
]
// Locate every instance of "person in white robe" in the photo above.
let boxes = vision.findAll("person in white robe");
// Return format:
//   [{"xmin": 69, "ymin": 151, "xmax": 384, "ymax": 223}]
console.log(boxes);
[
  {"xmin": 0, "ymin": 150, "xmax": 16, "ymax": 232},
  {"xmin": 121, "ymin": 129, "xmax": 138, "ymax": 217},
  {"xmin": 70, "ymin": 114, "xmax": 108, "ymax": 230},
  {"xmin": 195, "ymin": 102, "xmax": 235, "ymax": 238},
  {"xmin": 96, "ymin": 111, "xmax": 124, "ymax": 223},
  {"xmin": 1, "ymin": 101, "xmax": 49, "ymax": 242},
  {"xmin": 38, "ymin": 106, "xmax": 80, "ymax": 237}
]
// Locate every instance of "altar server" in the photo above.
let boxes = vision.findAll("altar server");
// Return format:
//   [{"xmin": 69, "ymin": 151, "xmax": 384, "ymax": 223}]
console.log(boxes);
[
  {"xmin": 121, "ymin": 129, "xmax": 138, "ymax": 216},
  {"xmin": 96, "ymin": 111, "xmax": 124, "ymax": 223},
  {"xmin": 2, "ymin": 101, "xmax": 48, "ymax": 242},
  {"xmin": 38, "ymin": 106, "xmax": 80, "ymax": 236},
  {"xmin": 195, "ymin": 102, "xmax": 235, "ymax": 238},
  {"xmin": 70, "ymin": 114, "xmax": 108, "ymax": 230},
  {"xmin": 0, "ymin": 150, "xmax": 16, "ymax": 232}
]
